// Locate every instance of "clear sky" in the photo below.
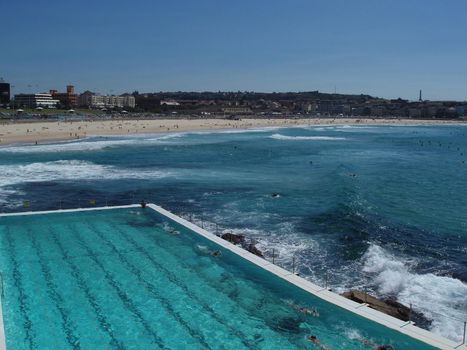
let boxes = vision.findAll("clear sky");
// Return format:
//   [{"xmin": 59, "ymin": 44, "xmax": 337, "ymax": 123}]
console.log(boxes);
[{"xmin": 2, "ymin": 0, "xmax": 467, "ymax": 100}]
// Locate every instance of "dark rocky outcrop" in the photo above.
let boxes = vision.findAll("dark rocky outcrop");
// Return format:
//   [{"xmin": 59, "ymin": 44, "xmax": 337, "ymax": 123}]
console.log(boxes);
[
  {"xmin": 246, "ymin": 243, "xmax": 264, "ymax": 258},
  {"xmin": 220, "ymin": 233, "xmax": 264, "ymax": 258},
  {"xmin": 221, "ymin": 233, "xmax": 245, "ymax": 245},
  {"xmin": 341, "ymin": 290, "xmax": 431, "ymax": 327}
]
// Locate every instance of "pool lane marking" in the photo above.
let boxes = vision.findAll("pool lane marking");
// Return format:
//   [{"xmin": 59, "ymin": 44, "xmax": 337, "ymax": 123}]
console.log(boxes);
[
  {"xmin": 117, "ymin": 221, "xmax": 302, "ymax": 349},
  {"xmin": 28, "ymin": 228, "xmax": 80, "ymax": 349},
  {"xmin": 67, "ymin": 224, "xmax": 170, "ymax": 350},
  {"xmin": 50, "ymin": 228, "xmax": 126, "ymax": 349},
  {"xmin": 4, "ymin": 227, "xmax": 37, "ymax": 349},
  {"xmin": 86, "ymin": 222, "xmax": 213, "ymax": 350},
  {"xmin": 106, "ymin": 222, "xmax": 271, "ymax": 350},
  {"xmin": 0, "ymin": 205, "xmax": 140, "ymax": 218}
]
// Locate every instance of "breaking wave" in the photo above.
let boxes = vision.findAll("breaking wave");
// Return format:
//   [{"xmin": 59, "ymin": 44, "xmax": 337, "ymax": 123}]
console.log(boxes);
[
  {"xmin": 0, "ymin": 133, "xmax": 186, "ymax": 153},
  {"xmin": 0, "ymin": 128, "xmax": 279, "ymax": 154},
  {"xmin": 362, "ymin": 244, "xmax": 467, "ymax": 341},
  {"xmin": 0, "ymin": 160, "xmax": 170, "ymax": 202},
  {"xmin": 269, "ymin": 134, "xmax": 346, "ymax": 141}
]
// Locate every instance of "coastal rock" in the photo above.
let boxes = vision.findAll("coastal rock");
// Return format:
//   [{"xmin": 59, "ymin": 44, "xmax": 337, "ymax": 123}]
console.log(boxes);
[
  {"xmin": 221, "ymin": 233, "xmax": 245, "ymax": 244},
  {"xmin": 341, "ymin": 290, "xmax": 429, "ymax": 325},
  {"xmin": 220, "ymin": 233, "xmax": 264, "ymax": 258},
  {"xmin": 246, "ymin": 243, "xmax": 264, "ymax": 258}
]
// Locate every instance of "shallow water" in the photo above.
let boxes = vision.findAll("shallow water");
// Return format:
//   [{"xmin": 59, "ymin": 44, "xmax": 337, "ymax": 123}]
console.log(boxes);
[{"xmin": 0, "ymin": 124, "xmax": 466, "ymax": 341}]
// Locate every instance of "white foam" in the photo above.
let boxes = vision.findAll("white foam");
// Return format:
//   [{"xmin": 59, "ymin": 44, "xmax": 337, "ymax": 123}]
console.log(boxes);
[
  {"xmin": 0, "ymin": 128, "xmax": 280, "ymax": 154},
  {"xmin": 0, "ymin": 133, "xmax": 186, "ymax": 153},
  {"xmin": 192, "ymin": 127, "xmax": 281, "ymax": 135},
  {"xmin": 269, "ymin": 134, "xmax": 346, "ymax": 141},
  {"xmin": 0, "ymin": 160, "xmax": 170, "ymax": 201},
  {"xmin": 362, "ymin": 244, "xmax": 467, "ymax": 342},
  {"xmin": 336, "ymin": 125, "xmax": 376, "ymax": 130}
]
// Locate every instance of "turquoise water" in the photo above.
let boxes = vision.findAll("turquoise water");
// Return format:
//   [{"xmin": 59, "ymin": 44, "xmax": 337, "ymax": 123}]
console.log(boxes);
[
  {"xmin": 0, "ymin": 124, "xmax": 466, "ymax": 341},
  {"xmin": 0, "ymin": 208, "xmax": 437, "ymax": 349}
]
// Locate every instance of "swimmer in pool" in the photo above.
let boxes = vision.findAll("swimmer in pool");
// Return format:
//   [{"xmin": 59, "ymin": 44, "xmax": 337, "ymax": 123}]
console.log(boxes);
[
  {"xmin": 286, "ymin": 300, "xmax": 320, "ymax": 317},
  {"xmin": 307, "ymin": 335, "xmax": 331, "ymax": 350}
]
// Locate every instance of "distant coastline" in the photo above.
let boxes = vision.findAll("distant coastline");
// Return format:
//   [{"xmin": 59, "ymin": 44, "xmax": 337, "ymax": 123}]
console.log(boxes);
[{"xmin": 1, "ymin": 117, "xmax": 466, "ymax": 146}]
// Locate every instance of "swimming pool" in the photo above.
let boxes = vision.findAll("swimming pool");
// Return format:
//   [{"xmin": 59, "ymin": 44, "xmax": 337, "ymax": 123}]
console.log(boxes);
[{"xmin": 0, "ymin": 205, "xmax": 457, "ymax": 349}]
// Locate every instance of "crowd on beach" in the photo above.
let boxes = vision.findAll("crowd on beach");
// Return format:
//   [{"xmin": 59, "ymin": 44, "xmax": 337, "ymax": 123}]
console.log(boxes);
[{"xmin": 1, "ymin": 117, "xmax": 465, "ymax": 146}]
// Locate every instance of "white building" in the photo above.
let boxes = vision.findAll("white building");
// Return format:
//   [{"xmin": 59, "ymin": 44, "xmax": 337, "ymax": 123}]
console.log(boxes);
[
  {"xmin": 160, "ymin": 100, "xmax": 180, "ymax": 106},
  {"xmin": 79, "ymin": 92, "xmax": 135, "ymax": 109},
  {"xmin": 14, "ymin": 93, "xmax": 60, "ymax": 108}
]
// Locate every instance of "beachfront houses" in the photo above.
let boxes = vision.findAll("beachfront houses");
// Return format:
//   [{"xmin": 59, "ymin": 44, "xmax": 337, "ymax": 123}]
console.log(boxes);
[
  {"xmin": 14, "ymin": 93, "xmax": 60, "ymax": 109},
  {"xmin": 78, "ymin": 91, "xmax": 135, "ymax": 109},
  {"xmin": 50, "ymin": 85, "xmax": 78, "ymax": 108}
]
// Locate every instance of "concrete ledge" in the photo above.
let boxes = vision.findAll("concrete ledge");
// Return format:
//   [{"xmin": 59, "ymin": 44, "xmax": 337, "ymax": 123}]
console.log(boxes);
[{"xmin": 0, "ymin": 204, "xmax": 140, "ymax": 218}]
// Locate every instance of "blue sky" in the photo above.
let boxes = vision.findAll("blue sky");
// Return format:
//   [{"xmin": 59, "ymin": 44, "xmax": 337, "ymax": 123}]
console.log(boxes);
[{"xmin": 1, "ymin": 0, "xmax": 467, "ymax": 100}]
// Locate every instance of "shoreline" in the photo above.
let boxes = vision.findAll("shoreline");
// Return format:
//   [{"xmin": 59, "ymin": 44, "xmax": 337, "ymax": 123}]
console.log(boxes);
[{"xmin": 1, "ymin": 117, "xmax": 466, "ymax": 146}]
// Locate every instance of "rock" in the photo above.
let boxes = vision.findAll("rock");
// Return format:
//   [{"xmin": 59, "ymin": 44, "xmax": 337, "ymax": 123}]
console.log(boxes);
[
  {"xmin": 220, "ymin": 233, "xmax": 264, "ymax": 257},
  {"xmin": 247, "ymin": 243, "xmax": 264, "ymax": 258},
  {"xmin": 221, "ymin": 233, "xmax": 245, "ymax": 244},
  {"xmin": 341, "ymin": 290, "xmax": 429, "ymax": 325}
]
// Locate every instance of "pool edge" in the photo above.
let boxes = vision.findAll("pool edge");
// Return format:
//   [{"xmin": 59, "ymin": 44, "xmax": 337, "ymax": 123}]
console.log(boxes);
[
  {"xmin": 0, "ymin": 278, "xmax": 5, "ymax": 350},
  {"xmin": 147, "ymin": 203, "xmax": 465, "ymax": 350},
  {"xmin": 0, "ymin": 203, "xmax": 464, "ymax": 350}
]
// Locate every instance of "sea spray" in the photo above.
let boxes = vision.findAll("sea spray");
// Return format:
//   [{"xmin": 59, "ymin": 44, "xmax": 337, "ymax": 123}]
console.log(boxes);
[{"xmin": 363, "ymin": 244, "xmax": 467, "ymax": 341}]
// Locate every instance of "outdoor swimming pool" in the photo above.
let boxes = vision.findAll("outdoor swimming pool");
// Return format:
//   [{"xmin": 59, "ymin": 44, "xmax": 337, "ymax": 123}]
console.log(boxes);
[{"xmin": 0, "ymin": 206, "xmax": 450, "ymax": 349}]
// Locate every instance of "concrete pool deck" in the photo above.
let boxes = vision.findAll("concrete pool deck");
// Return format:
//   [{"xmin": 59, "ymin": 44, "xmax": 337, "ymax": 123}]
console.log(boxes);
[{"xmin": 0, "ymin": 203, "xmax": 465, "ymax": 350}]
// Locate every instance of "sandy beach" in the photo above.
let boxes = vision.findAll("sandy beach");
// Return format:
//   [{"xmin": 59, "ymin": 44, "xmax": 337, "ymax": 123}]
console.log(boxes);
[{"xmin": 0, "ymin": 117, "xmax": 465, "ymax": 146}]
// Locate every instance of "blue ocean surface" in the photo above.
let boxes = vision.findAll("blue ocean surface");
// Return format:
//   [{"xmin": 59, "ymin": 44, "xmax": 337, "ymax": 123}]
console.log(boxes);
[{"xmin": 0, "ymin": 124, "xmax": 466, "ymax": 342}]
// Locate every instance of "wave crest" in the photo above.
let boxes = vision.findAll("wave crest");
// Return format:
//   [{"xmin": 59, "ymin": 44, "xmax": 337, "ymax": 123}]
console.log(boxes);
[
  {"xmin": 0, "ymin": 133, "xmax": 186, "ymax": 153},
  {"xmin": 363, "ymin": 244, "xmax": 467, "ymax": 341},
  {"xmin": 269, "ymin": 134, "xmax": 346, "ymax": 141},
  {"xmin": 0, "ymin": 160, "xmax": 170, "ymax": 202}
]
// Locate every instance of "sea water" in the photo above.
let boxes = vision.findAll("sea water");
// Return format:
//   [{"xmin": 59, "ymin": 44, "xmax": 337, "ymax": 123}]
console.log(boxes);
[
  {"xmin": 0, "ymin": 207, "xmax": 437, "ymax": 349},
  {"xmin": 0, "ymin": 124, "xmax": 466, "ymax": 342}
]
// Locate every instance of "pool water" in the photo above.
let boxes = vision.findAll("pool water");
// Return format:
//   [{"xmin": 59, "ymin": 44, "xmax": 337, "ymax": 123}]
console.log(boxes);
[{"xmin": 0, "ymin": 207, "xmax": 435, "ymax": 349}]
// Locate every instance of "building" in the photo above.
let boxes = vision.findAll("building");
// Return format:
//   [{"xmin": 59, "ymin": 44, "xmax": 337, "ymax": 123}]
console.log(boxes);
[
  {"xmin": 408, "ymin": 108, "xmax": 422, "ymax": 118},
  {"xmin": 160, "ymin": 100, "xmax": 180, "ymax": 106},
  {"xmin": 78, "ymin": 92, "xmax": 135, "ymax": 109},
  {"xmin": 14, "ymin": 93, "xmax": 60, "ymax": 108},
  {"xmin": 50, "ymin": 85, "xmax": 78, "ymax": 108},
  {"xmin": 222, "ymin": 107, "xmax": 253, "ymax": 114},
  {"xmin": 0, "ymin": 79, "xmax": 10, "ymax": 106}
]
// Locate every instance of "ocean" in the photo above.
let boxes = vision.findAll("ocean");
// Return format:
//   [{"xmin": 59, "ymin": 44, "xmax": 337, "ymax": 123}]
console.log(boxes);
[{"xmin": 0, "ymin": 123, "xmax": 466, "ymax": 342}]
